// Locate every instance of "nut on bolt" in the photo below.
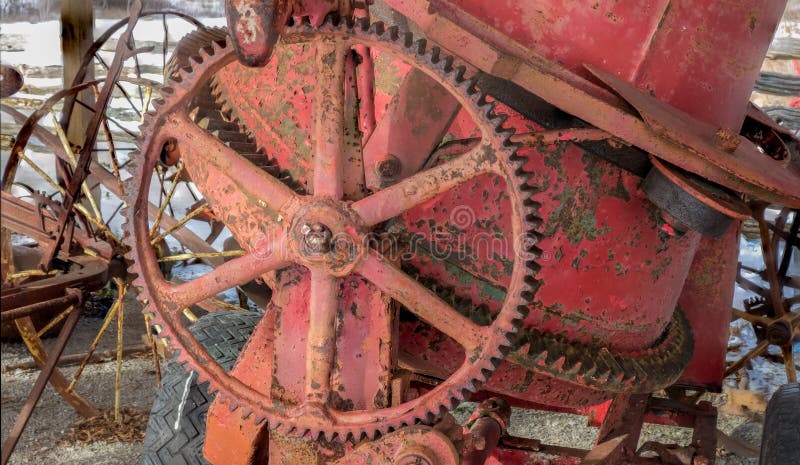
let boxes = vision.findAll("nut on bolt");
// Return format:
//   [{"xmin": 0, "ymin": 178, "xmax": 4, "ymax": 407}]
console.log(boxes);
[{"xmin": 301, "ymin": 222, "xmax": 332, "ymax": 254}]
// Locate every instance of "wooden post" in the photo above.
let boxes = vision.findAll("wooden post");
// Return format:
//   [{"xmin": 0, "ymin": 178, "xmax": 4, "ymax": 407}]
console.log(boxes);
[
  {"xmin": 60, "ymin": 0, "xmax": 95, "ymax": 146},
  {"xmin": 60, "ymin": 1, "xmax": 100, "ymax": 214}
]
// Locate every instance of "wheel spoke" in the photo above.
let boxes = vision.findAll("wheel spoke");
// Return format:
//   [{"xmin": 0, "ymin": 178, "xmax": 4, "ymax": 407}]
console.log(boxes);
[
  {"xmin": 156, "ymin": 231, "xmax": 289, "ymax": 310},
  {"xmin": 731, "ymin": 308, "xmax": 771, "ymax": 326},
  {"xmin": 305, "ymin": 270, "xmax": 340, "ymax": 404},
  {"xmin": 356, "ymin": 251, "xmax": 485, "ymax": 351},
  {"xmin": 165, "ymin": 115, "xmax": 298, "ymax": 214},
  {"xmin": 754, "ymin": 205, "xmax": 786, "ymax": 317},
  {"xmin": 781, "ymin": 344, "xmax": 797, "ymax": 383},
  {"xmin": 312, "ymin": 39, "xmax": 348, "ymax": 199},
  {"xmin": 352, "ymin": 144, "xmax": 495, "ymax": 226},
  {"xmin": 725, "ymin": 338, "xmax": 770, "ymax": 378}
]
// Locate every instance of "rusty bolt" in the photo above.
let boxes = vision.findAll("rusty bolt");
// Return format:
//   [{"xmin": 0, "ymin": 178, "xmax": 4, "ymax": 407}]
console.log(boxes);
[
  {"xmin": 376, "ymin": 155, "xmax": 402, "ymax": 180},
  {"xmin": 714, "ymin": 128, "xmax": 740, "ymax": 153},
  {"xmin": 301, "ymin": 222, "xmax": 332, "ymax": 254}
]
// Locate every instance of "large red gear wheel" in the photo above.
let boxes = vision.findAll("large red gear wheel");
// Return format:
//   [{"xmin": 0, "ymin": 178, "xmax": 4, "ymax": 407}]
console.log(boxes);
[{"xmin": 123, "ymin": 17, "xmax": 542, "ymax": 440}]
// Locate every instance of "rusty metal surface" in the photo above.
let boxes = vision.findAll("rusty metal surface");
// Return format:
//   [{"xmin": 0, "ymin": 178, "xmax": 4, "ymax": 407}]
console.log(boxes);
[
  {"xmin": 0, "ymin": 290, "xmax": 81, "ymax": 322},
  {"xmin": 586, "ymin": 65, "xmax": 800, "ymax": 206},
  {"xmin": 675, "ymin": 223, "xmax": 741, "ymax": 392},
  {"xmin": 461, "ymin": 398, "xmax": 509, "ymax": 465}
]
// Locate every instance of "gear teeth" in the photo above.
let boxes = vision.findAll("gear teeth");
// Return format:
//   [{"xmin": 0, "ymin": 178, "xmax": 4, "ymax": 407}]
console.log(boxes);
[
  {"xmin": 386, "ymin": 25, "xmax": 400, "ymax": 41},
  {"xmin": 438, "ymin": 55, "xmax": 455, "ymax": 74},
  {"xmin": 401, "ymin": 31, "xmax": 414, "ymax": 48},
  {"xmin": 453, "ymin": 65, "xmax": 467, "ymax": 82},
  {"xmin": 413, "ymin": 38, "xmax": 427, "ymax": 55},
  {"xmin": 353, "ymin": 17, "xmax": 369, "ymax": 32},
  {"xmin": 369, "ymin": 21, "xmax": 385, "ymax": 36}
]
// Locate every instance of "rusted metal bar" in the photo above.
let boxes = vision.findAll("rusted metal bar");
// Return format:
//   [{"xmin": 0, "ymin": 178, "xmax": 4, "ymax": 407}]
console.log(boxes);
[
  {"xmin": 13, "ymin": 317, "xmax": 98, "ymax": 417},
  {"xmin": 0, "ymin": 307, "xmax": 81, "ymax": 465},
  {"xmin": 0, "ymin": 291, "xmax": 81, "ymax": 323}
]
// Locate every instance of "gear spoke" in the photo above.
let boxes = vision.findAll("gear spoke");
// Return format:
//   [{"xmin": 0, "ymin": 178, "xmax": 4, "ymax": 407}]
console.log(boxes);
[
  {"xmin": 357, "ymin": 250, "xmax": 486, "ymax": 352},
  {"xmin": 305, "ymin": 270, "xmax": 340, "ymax": 404},
  {"xmin": 352, "ymin": 143, "xmax": 495, "ymax": 227},
  {"xmin": 167, "ymin": 115, "xmax": 299, "ymax": 215},
  {"xmin": 312, "ymin": 39, "xmax": 348, "ymax": 199},
  {"xmin": 156, "ymin": 230, "xmax": 289, "ymax": 310}
]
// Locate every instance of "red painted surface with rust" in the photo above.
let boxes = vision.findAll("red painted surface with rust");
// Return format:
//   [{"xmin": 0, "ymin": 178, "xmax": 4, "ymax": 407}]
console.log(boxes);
[
  {"xmin": 445, "ymin": 0, "xmax": 786, "ymax": 131},
  {"xmin": 676, "ymin": 223, "xmax": 741, "ymax": 391},
  {"xmin": 128, "ymin": 1, "xmax": 794, "ymax": 463}
]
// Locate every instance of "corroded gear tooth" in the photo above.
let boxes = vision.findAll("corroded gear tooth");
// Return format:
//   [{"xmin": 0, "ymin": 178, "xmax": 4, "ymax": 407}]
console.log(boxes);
[
  {"xmin": 354, "ymin": 16, "xmax": 370, "ymax": 31},
  {"xmin": 438, "ymin": 55, "xmax": 455, "ymax": 73},
  {"xmin": 401, "ymin": 31, "xmax": 414, "ymax": 47},
  {"xmin": 386, "ymin": 25, "xmax": 400, "ymax": 41},
  {"xmin": 413, "ymin": 38, "xmax": 427, "ymax": 54},
  {"xmin": 429, "ymin": 46, "xmax": 442, "ymax": 64},
  {"xmin": 368, "ymin": 21, "xmax": 385, "ymax": 36},
  {"xmin": 453, "ymin": 65, "xmax": 467, "ymax": 82},
  {"xmin": 464, "ymin": 76, "xmax": 480, "ymax": 95}
]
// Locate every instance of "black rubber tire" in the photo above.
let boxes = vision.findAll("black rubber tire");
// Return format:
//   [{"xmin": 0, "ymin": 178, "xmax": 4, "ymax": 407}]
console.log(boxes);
[
  {"xmin": 760, "ymin": 382, "xmax": 800, "ymax": 465},
  {"xmin": 141, "ymin": 311, "xmax": 262, "ymax": 465}
]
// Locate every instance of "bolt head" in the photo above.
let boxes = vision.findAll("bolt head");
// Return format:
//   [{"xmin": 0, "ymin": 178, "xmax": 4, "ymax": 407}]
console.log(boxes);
[
  {"xmin": 301, "ymin": 222, "xmax": 332, "ymax": 254},
  {"xmin": 376, "ymin": 156, "xmax": 401, "ymax": 179}
]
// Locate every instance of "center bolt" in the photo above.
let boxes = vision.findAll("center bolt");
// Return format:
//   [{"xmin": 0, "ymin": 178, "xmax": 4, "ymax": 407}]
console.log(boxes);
[{"xmin": 301, "ymin": 222, "xmax": 332, "ymax": 255}]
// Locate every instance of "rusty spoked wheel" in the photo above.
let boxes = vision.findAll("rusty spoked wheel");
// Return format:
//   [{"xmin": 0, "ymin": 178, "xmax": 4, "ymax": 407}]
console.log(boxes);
[
  {"xmin": 0, "ymin": 15, "xmax": 234, "ymax": 429},
  {"xmin": 124, "ymin": 18, "xmax": 542, "ymax": 440},
  {"xmin": 729, "ymin": 206, "xmax": 799, "ymax": 383}
]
